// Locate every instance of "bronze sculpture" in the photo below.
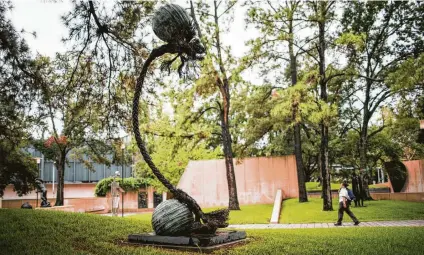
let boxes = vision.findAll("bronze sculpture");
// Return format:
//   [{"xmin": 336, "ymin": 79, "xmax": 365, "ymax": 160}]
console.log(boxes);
[
  {"xmin": 132, "ymin": 4, "xmax": 229, "ymax": 236},
  {"xmin": 35, "ymin": 178, "xmax": 51, "ymax": 207},
  {"xmin": 21, "ymin": 202, "xmax": 33, "ymax": 209}
]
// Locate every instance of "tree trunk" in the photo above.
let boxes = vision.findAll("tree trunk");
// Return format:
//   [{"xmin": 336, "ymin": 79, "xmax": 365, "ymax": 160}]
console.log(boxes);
[
  {"xmin": 359, "ymin": 134, "xmax": 372, "ymax": 199},
  {"xmin": 359, "ymin": 98, "xmax": 373, "ymax": 200},
  {"xmin": 213, "ymin": 0, "xmax": 240, "ymax": 210},
  {"xmin": 55, "ymin": 152, "xmax": 66, "ymax": 206},
  {"xmin": 318, "ymin": 1, "xmax": 333, "ymax": 211},
  {"xmin": 320, "ymin": 124, "xmax": 333, "ymax": 210},
  {"xmin": 294, "ymin": 123, "xmax": 308, "ymax": 202},
  {"xmin": 221, "ymin": 111, "xmax": 240, "ymax": 210},
  {"xmin": 288, "ymin": 12, "xmax": 308, "ymax": 203}
]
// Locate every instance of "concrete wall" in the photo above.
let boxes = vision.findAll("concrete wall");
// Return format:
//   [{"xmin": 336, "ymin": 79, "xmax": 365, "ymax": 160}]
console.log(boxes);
[
  {"xmin": 3, "ymin": 183, "xmax": 97, "ymax": 200},
  {"xmin": 177, "ymin": 155, "xmax": 298, "ymax": 207},
  {"xmin": 402, "ymin": 160, "xmax": 424, "ymax": 193},
  {"xmin": 372, "ymin": 192, "xmax": 424, "ymax": 202},
  {"xmin": 2, "ymin": 184, "xmax": 162, "ymax": 212}
]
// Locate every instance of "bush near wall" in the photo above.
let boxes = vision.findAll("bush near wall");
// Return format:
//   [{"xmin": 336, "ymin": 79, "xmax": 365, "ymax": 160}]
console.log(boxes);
[{"xmin": 94, "ymin": 177, "xmax": 151, "ymax": 197}]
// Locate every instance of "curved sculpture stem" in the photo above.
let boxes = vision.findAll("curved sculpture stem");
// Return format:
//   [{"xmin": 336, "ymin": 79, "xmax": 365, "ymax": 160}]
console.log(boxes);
[{"xmin": 132, "ymin": 44, "xmax": 205, "ymax": 221}]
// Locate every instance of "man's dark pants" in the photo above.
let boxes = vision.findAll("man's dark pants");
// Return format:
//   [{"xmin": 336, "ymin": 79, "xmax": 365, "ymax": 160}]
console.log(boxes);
[{"xmin": 337, "ymin": 202, "xmax": 359, "ymax": 224}]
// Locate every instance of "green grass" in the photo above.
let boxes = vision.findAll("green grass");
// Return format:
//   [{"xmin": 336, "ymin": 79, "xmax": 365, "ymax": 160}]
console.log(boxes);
[
  {"xmin": 1, "ymin": 209, "xmax": 424, "ymax": 255},
  {"xmin": 280, "ymin": 198, "xmax": 424, "ymax": 223},
  {"xmin": 306, "ymin": 182, "xmax": 340, "ymax": 191},
  {"xmin": 132, "ymin": 199, "xmax": 424, "ymax": 225},
  {"xmin": 305, "ymin": 182, "xmax": 388, "ymax": 192},
  {"xmin": 128, "ymin": 204, "xmax": 274, "ymax": 224}
]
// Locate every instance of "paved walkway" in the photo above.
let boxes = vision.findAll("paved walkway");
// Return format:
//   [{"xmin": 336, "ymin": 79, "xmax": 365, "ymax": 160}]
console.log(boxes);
[
  {"xmin": 100, "ymin": 213, "xmax": 140, "ymax": 217},
  {"xmin": 100, "ymin": 213, "xmax": 424, "ymax": 229},
  {"xmin": 228, "ymin": 220, "xmax": 424, "ymax": 229}
]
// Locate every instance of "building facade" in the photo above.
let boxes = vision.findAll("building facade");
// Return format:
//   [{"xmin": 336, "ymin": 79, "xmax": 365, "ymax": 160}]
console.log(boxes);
[{"xmin": 1, "ymin": 148, "xmax": 165, "ymax": 212}]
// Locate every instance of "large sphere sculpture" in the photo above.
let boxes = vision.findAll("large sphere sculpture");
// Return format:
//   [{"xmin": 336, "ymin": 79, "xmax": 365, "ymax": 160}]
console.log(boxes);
[
  {"xmin": 152, "ymin": 4, "xmax": 196, "ymax": 43},
  {"xmin": 152, "ymin": 199, "xmax": 194, "ymax": 236}
]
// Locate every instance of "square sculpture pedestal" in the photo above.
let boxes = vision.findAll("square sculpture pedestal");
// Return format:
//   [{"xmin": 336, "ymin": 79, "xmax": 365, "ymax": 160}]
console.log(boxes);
[{"xmin": 127, "ymin": 230, "xmax": 247, "ymax": 252}]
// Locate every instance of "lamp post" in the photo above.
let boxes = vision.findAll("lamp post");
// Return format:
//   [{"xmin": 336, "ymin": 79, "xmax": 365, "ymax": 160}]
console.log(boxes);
[
  {"xmin": 121, "ymin": 142, "xmax": 125, "ymax": 217},
  {"xmin": 35, "ymin": 157, "xmax": 41, "ymax": 208}
]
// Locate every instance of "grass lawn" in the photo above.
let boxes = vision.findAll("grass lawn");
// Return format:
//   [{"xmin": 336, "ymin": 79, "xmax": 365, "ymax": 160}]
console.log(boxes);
[
  {"xmin": 305, "ymin": 182, "xmax": 386, "ymax": 192},
  {"xmin": 280, "ymin": 198, "xmax": 424, "ymax": 223},
  {"xmin": 131, "ymin": 199, "xmax": 424, "ymax": 225},
  {"xmin": 1, "ymin": 209, "xmax": 424, "ymax": 255},
  {"xmin": 128, "ymin": 204, "xmax": 274, "ymax": 224},
  {"xmin": 306, "ymin": 182, "xmax": 340, "ymax": 191}
]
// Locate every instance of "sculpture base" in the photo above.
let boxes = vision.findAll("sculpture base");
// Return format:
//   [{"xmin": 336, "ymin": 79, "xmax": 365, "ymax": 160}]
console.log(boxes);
[{"xmin": 127, "ymin": 230, "xmax": 247, "ymax": 252}]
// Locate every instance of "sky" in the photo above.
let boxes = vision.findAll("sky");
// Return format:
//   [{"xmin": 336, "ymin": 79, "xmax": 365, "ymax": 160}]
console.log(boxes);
[
  {"xmin": 10, "ymin": 0, "xmax": 254, "ymax": 58},
  {"xmin": 9, "ymin": 0, "xmax": 381, "ymax": 138}
]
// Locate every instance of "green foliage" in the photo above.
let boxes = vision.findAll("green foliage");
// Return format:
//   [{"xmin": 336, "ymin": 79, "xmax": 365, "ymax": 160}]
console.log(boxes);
[
  {"xmin": 335, "ymin": 32, "xmax": 366, "ymax": 51},
  {"xmin": 132, "ymin": 133, "xmax": 221, "ymax": 193},
  {"xmin": 271, "ymin": 83, "xmax": 317, "ymax": 126},
  {"xmin": 386, "ymin": 53, "xmax": 424, "ymax": 91},
  {"xmin": 0, "ymin": 1, "xmax": 40, "ymax": 197},
  {"xmin": 0, "ymin": 140, "xmax": 38, "ymax": 197},
  {"xmin": 94, "ymin": 177, "xmax": 152, "ymax": 197}
]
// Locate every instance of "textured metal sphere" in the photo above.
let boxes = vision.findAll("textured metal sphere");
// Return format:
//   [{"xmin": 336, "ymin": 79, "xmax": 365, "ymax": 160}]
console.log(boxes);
[
  {"xmin": 152, "ymin": 199, "xmax": 194, "ymax": 236},
  {"xmin": 152, "ymin": 4, "xmax": 196, "ymax": 43}
]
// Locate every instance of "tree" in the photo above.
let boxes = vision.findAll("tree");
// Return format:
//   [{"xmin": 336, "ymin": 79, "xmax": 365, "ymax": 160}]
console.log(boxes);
[
  {"xmin": 191, "ymin": 0, "xmax": 241, "ymax": 210},
  {"xmin": 62, "ymin": 1, "xmax": 156, "ymax": 133},
  {"xmin": 306, "ymin": 0, "xmax": 339, "ymax": 211},
  {"xmin": 34, "ymin": 54, "xmax": 123, "ymax": 206},
  {"xmin": 0, "ymin": 141, "xmax": 38, "ymax": 197},
  {"xmin": 36, "ymin": 1, "xmax": 157, "ymax": 206},
  {"xmin": 340, "ymin": 1, "xmax": 424, "ymax": 199},
  {"xmin": 0, "ymin": 1, "xmax": 40, "ymax": 196},
  {"xmin": 245, "ymin": 0, "xmax": 310, "ymax": 202}
]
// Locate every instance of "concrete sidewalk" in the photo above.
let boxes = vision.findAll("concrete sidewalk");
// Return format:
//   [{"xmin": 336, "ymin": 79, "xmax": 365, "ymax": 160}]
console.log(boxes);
[
  {"xmin": 100, "ymin": 213, "xmax": 141, "ymax": 217},
  {"xmin": 99, "ymin": 213, "xmax": 424, "ymax": 229},
  {"xmin": 228, "ymin": 220, "xmax": 424, "ymax": 229}
]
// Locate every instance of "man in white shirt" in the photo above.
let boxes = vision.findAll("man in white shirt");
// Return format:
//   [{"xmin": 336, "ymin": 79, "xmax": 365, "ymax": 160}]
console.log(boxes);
[{"xmin": 335, "ymin": 182, "xmax": 360, "ymax": 226}]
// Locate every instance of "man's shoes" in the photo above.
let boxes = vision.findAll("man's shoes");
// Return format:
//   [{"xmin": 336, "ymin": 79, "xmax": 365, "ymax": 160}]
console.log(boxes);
[
  {"xmin": 334, "ymin": 223, "xmax": 342, "ymax": 226},
  {"xmin": 354, "ymin": 221, "xmax": 360, "ymax": 226}
]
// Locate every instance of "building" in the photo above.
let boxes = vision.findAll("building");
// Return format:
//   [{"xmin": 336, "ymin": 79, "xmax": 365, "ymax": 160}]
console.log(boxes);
[{"xmin": 1, "ymin": 148, "xmax": 165, "ymax": 213}]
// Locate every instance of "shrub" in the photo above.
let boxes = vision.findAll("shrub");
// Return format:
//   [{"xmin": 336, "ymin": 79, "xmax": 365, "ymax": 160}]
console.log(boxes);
[{"xmin": 94, "ymin": 177, "xmax": 152, "ymax": 197}]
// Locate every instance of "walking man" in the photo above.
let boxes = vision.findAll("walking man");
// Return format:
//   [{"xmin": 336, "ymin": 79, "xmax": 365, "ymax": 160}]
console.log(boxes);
[{"xmin": 335, "ymin": 181, "xmax": 360, "ymax": 226}]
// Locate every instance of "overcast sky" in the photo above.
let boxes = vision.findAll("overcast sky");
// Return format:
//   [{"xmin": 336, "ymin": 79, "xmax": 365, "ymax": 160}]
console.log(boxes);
[
  {"xmin": 10, "ymin": 0, "xmax": 254, "ymax": 59},
  {"xmin": 9, "ymin": 0, "xmax": 261, "ymax": 137}
]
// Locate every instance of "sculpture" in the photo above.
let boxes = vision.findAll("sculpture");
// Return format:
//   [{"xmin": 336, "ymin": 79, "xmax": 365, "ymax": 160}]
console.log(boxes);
[
  {"xmin": 351, "ymin": 172, "xmax": 365, "ymax": 207},
  {"xmin": 132, "ymin": 4, "xmax": 229, "ymax": 236},
  {"xmin": 21, "ymin": 202, "xmax": 33, "ymax": 209},
  {"xmin": 35, "ymin": 178, "xmax": 51, "ymax": 207},
  {"xmin": 111, "ymin": 171, "xmax": 124, "ymax": 216},
  {"xmin": 152, "ymin": 199, "xmax": 194, "ymax": 236}
]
